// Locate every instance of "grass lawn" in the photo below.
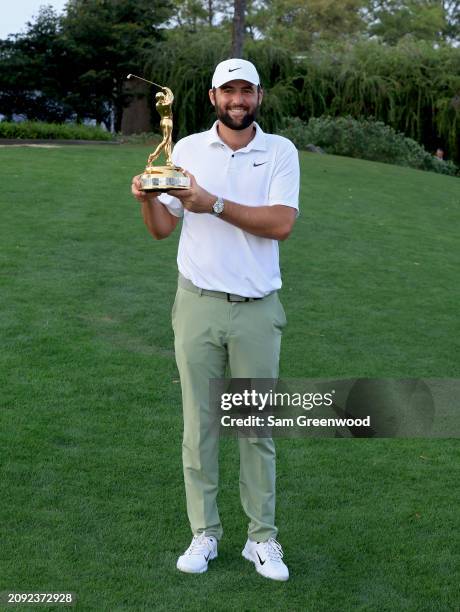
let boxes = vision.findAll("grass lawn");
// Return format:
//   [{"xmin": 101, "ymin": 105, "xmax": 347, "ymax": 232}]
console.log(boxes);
[{"xmin": 1, "ymin": 144, "xmax": 459, "ymax": 611}]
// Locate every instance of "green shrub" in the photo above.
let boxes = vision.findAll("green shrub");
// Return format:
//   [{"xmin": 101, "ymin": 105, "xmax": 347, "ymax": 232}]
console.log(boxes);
[
  {"xmin": 0, "ymin": 121, "xmax": 113, "ymax": 141},
  {"xmin": 116, "ymin": 132, "xmax": 161, "ymax": 145},
  {"xmin": 293, "ymin": 40, "xmax": 460, "ymax": 165},
  {"xmin": 280, "ymin": 116, "xmax": 459, "ymax": 176}
]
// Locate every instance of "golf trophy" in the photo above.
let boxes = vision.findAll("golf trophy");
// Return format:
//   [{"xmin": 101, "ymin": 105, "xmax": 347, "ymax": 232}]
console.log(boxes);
[{"xmin": 127, "ymin": 74, "xmax": 190, "ymax": 192}]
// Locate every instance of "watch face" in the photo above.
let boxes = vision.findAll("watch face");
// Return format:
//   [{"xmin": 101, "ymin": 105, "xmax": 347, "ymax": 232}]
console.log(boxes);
[{"xmin": 213, "ymin": 199, "xmax": 224, "ymax": 215}]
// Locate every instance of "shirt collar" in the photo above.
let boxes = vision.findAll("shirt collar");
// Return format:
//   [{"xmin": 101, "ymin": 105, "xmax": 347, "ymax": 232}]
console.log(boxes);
[{"xmin": 206, "ymin": 120, "xmax": 267, "ymax": 152}]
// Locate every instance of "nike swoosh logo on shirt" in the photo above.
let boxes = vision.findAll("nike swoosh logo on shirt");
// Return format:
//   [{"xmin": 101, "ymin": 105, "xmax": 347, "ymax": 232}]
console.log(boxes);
[
  {"xmin": 256, "ymin": 552, "xmax": 266, "ymax": 565},
  {"xmin": 228, "ymin": 67, "xmax": 242, "ymax": 72},
  {"xmin": 253, "ymin": 161, "xmax": 268, "ymax": 167}
]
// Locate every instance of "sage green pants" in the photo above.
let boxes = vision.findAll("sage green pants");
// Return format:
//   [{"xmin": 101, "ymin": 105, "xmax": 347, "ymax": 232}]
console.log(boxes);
[{"xmin": 172, "ymin": 282, "xmax": 287, "ymax": 542}]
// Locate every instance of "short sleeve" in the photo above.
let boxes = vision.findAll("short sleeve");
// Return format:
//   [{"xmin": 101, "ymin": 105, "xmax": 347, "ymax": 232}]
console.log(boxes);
[
  {"xmin": 268, "ymin": 140, "xmax": 300, "ymax": 213},
  {"xmin": 157, "ymin": 141, "xmax": 184, "ymax": 217},
  {"xmin": 157, "ymin": 192, "xmax": 184, "ymax": 217}
]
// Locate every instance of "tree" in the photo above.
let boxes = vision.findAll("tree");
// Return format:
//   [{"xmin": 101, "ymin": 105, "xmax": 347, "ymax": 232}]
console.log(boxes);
[
  {"xmin": 169, "ymin": 0, "xmax": 234, "ymax": 30},
  {"xmin": 0, "ymin": 0, "xmax": 171, "ymax": 129},
  {"xmin": 364, "ymin": 0, "xmax": 459, "ymax": 44},
  {"xmin": 61, "ymin": 0, "xmax": 171, "ymax": 130},
  {"xmin": 443, "ymin": 0, "xmax": 460, "ymax": 42},
  {"xmin": 0, "ymin": 7, "xmax": 73, "ymax": 122},
  {"xmin": 253, "ymin": 0, "xmax": 369, "ymax": 52},
  {"xmin": 232, "ymin": 0, "xmax": 247, "ymax": 56}
]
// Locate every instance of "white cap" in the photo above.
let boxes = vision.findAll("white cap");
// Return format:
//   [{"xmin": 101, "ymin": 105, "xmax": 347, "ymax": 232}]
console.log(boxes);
[{"xmin": 212, "ymin": 59, "xmax": 260, "ymax": 89}]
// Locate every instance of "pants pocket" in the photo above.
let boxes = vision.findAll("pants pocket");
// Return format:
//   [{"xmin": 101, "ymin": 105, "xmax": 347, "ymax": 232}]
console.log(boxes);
[
  {"xmin": 274, "ymin": 294, "xmax": 287, "ymax": 331},
  {"xmin": 171, "ymin": 289, "xmax": 180, "ymax": 330}
]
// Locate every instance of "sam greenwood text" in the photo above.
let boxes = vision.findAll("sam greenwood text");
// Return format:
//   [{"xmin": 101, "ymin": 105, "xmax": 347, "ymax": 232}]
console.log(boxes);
[{"xmin": 221, "ymin": 415, "xmax": 371, "ymax": 428}]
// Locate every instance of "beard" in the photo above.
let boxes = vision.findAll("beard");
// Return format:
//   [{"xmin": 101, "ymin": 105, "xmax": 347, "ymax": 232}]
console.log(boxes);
[{"xmin": 215, "ymin": 101, "xmax": 260, "ymax": 131}]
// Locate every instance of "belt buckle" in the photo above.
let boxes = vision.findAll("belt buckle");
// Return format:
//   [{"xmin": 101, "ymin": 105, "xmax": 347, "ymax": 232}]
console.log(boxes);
[{"xmin": 226, "ymin": 293, "xmax": 249, "ymax": 303}]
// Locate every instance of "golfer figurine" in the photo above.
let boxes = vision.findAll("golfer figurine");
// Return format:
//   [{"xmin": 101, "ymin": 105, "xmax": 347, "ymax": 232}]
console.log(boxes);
[
  {"xmin": 147, "ymin": 87, "xmax": 174, "ymax": 167},
  {"xmin": 127, "ymin": 74, "xmax": 190, "ymax": 191}
]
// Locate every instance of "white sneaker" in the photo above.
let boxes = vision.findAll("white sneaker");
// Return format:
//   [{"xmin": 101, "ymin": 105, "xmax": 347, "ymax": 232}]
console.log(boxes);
[
  {"xmin": 176, "ymin": 534, "xmax": 218, "ymax": 574},
  {"xmin": 242, "ymin": 538, "xmax": 289, "ymax": 581}
]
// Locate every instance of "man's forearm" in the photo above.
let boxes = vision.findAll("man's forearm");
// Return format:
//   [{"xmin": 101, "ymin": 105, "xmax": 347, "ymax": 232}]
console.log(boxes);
[
  {"xmin": 160, "ymin": 171, "xmax": 296, "ymax": 240},
  {"xmin": 141, "ymin": 196, "xmax": 179, "ymax": 240},
  {"xmin": 219, "ymin": 200, "xmax": 295, "ymax": 241}
]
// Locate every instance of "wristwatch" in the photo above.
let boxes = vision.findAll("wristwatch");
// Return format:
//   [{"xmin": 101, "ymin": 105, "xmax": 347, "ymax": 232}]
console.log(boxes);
[{"xmin": 212, "ymin": 196, "xmax": 225, "ymax": 216}]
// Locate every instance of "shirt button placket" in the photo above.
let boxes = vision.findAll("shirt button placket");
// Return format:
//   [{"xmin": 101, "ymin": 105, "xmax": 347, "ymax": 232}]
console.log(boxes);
[{"xmin": 228, "ymin": 152, "xmax": 238, "ymax": 181}]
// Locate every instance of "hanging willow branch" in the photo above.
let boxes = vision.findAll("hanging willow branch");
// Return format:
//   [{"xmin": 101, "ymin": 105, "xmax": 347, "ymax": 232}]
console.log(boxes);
[{"xmin": 143, "ymin": 34, "xmax": 460, "ymax": 162}]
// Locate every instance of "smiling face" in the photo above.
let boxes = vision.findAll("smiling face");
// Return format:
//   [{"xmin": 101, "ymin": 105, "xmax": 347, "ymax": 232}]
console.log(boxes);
[{"xmin": 209, "ymin": 79, "xmax": 263, "ymax": 131}]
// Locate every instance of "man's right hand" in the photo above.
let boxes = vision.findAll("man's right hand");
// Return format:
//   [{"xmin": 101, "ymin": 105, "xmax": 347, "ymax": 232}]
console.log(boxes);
[
  {"xmin": 131, "ymin": 174, "xmax": 155, "ymax": 204},
  {"xmin": 131, "ymin": 174, "xmax": 179, "ymax": 240}
]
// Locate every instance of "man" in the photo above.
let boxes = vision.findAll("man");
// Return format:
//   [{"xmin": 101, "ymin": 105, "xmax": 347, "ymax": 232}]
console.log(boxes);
[{"xmin": 131, "ymin": 59, "xmax": 299, "ymax": 582}]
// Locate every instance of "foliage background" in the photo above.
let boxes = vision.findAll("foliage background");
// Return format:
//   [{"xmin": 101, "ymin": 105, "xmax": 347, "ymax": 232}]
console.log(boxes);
[
  {"xmin": 148, "ymin": 35, "xmax": 460, "ymax": 163},
  {"xmin": 0, "ymin": 0, "xmax": 459, "ymax": 162}
]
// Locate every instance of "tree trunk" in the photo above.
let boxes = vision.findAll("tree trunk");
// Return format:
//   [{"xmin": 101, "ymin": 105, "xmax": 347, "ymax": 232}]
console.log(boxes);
[
  {"xmin": 120, "ymin": 78, "xmax": 152, "ymax": 135},
  {"xmin": 208, "ymin": 0, "xmax": 214, "ymax": 26},
  {"xmin": 231, "ymin": 0, "xmax": 247, "ymax": 58}
]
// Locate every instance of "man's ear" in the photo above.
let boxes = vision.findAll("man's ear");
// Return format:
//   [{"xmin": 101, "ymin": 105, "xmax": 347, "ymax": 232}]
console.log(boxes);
[
  {"xmin": 209, "ymin": 88, "xmax": 216, "ymax": 107},
  {"xmin": 258, "ymin": 87, "xmax": 264, "ymax": 105}
]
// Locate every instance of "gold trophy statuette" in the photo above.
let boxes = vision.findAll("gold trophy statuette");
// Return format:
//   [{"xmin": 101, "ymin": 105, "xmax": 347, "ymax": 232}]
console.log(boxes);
[{"xmin": 127, "ymin": 74, "xmax": 190, "ymax": 191}]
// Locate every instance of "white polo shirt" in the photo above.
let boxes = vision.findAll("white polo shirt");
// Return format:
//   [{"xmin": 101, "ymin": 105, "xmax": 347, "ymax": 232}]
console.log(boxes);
[{"xmin": 158, "ymin": 121, "xmax": 299, "ymax": 297}]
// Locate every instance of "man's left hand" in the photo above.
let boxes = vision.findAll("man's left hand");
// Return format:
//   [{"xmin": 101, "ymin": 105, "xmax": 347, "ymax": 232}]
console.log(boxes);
[{"xmin": 167, "ymin": 171, "xmax": 215, "ymax": 213}]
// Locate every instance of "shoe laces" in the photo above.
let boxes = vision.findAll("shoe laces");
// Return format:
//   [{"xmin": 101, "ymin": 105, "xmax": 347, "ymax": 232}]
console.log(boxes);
[
  {"xmin": 263, "ymin": 538, "xmax": 284, "ymax": 562},
  {"xmin": 185, "ymin": 534, "xmax": 213, "ymax": 556}
]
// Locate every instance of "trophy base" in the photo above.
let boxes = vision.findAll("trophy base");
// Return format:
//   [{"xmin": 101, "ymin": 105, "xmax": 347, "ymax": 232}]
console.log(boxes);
[{"xmin": 140, "ymin": 166, "xmax": 190, "ymax": 192}]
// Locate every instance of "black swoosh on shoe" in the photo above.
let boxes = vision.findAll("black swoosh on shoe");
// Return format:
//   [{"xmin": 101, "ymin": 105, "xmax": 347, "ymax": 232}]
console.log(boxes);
[{"xmin": 256, "ymin": 552, "xmax": 266, "ymax": 565}]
